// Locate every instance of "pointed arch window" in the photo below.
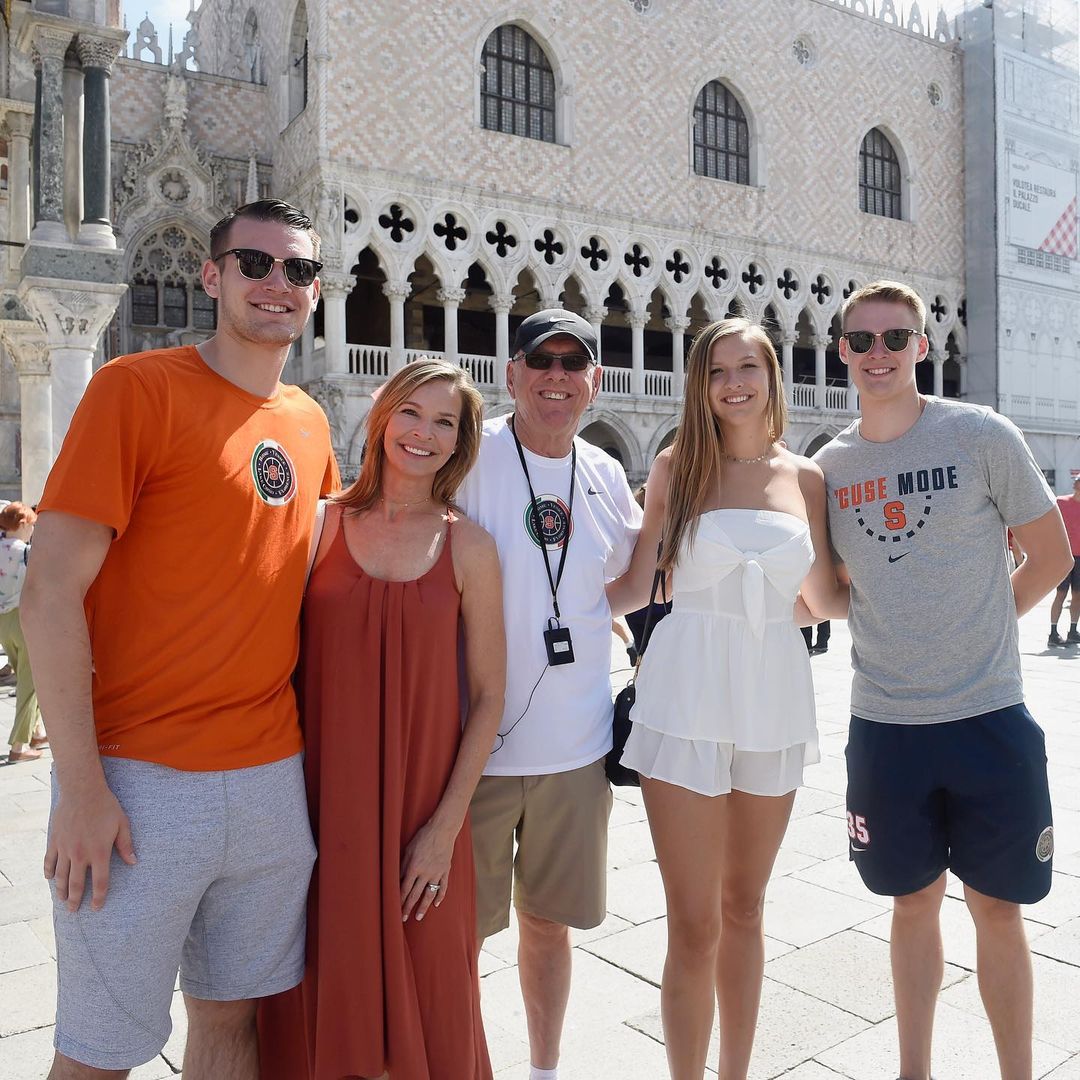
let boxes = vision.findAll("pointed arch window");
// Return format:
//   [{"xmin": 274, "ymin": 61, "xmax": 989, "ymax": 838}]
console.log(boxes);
[
  {"xmin": 859, "ymin": 128, "xmax": 902, "ymax": 219},
  {"xmin": 693, "ymin": 81, "xmax": 750, "ymax": 185},
  {"xmin": 480, "ymin": 25, "xmax": 556, "ymax": 143},
  {"xmin": 288, "ymin": 1, "xmax": 309, "ymax": 123},
  {"xmin": 129, "ymin": 226, "xmax": 216, "ymax": 333}
]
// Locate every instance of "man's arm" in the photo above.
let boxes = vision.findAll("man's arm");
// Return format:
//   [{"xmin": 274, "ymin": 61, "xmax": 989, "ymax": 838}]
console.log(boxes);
[
  {"xmin": 1010, "ymin": 506, "xmax": 1072, "ymax": 617},
  {"xmin": 21, "ymin": 511, "xmax": 136, "ymax": 912}
]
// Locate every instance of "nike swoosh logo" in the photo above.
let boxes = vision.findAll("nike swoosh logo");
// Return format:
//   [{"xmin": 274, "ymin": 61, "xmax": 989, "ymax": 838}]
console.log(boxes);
[
  {"xmin": 588, "ymin": 487, "xmax": 601, "ymax": 495},
  {"xmin": 888, "ymin": 552, "xmax": 909, "ymax": 563},
  {"xmin": 851, "ymin": 844, "xmax": 870, "ymax": 852},
  {"xmin": 299, "ymin": 428, "xmax": 311, "ymax": 438}
]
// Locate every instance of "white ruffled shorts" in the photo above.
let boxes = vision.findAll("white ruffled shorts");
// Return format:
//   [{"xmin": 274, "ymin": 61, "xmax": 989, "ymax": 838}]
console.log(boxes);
[{"xmin": 619, "ymin": 723, "xmax": 818, "ymax": 798}]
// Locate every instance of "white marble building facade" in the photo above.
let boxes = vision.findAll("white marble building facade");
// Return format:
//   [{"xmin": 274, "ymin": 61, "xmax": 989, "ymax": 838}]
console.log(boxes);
[
  {"xmin": 0, "ymin": 0, "xmax": 972, "ymax": 495},
  {"xmin": 964, "ymin": 0, "xmax": 1080, "ymax": 493}
]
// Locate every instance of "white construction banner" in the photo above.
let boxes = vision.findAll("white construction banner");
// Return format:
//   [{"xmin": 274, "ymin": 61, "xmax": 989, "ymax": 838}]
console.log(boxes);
[{"xmin": 1007, "ymin": 155, "xmax": 1078, "ymax": 258}]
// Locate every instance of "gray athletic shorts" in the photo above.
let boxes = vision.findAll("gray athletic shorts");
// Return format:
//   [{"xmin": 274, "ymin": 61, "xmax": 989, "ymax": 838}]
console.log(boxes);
[{"xmin": 50, "ymin": 753, "xmax": 316, "ymax": 1071}]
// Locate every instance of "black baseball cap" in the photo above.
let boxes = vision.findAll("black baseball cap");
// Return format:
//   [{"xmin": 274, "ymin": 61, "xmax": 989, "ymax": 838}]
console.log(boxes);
[{"xmin": 512, "ymin": 309, "xmax": 598, "ymax": 361}]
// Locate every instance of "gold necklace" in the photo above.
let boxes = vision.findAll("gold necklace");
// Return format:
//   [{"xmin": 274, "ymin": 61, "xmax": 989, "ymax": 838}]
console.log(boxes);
[
  {"xmin": 379, "ymin": 495, "xmax": 434, "ymax": 512},
  {"xmin": 723, "ymin": 447, "xmax": 773, "ymax": 465}
]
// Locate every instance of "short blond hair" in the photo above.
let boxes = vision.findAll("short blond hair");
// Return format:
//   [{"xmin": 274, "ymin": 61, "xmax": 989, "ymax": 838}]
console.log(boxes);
[{"xmin": 842, "ymin": 280, "xmax": 926, "ymax": 333}]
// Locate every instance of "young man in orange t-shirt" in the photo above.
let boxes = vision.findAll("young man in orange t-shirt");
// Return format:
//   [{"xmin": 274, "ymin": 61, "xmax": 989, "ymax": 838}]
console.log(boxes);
[{"xmin": 22, "ymin": 200, "xmax": 339, "ymax": 1080}]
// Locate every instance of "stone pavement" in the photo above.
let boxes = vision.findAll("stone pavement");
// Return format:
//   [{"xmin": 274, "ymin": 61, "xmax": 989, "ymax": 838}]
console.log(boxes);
[{"xmin": 0, "ymin": 597, "xmax": 1077, "ymax": 1078}]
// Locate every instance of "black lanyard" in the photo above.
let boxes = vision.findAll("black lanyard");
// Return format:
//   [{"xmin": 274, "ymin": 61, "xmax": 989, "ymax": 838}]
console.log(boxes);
[{"xmin": 509, "ymin": 416, "xmax": 575, "ymax": 622}]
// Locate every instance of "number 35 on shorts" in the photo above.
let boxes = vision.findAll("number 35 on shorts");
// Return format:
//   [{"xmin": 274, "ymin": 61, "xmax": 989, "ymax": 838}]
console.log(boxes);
[{"xmin": 847, "ymin": 811, "xmax": 870, "ymax": 848}]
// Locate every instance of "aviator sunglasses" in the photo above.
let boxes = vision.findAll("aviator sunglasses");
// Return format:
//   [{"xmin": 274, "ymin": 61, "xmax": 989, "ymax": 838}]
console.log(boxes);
[
  {"xmin": 841, "ymin": 328, "xmax": 922, "ymax": 354},
  {"xmin": 214, "ymin": 248, "xmax": 323, "ymax": 288},
  {"xmin": 520, "ymin": 351, "xmax": 595, "ymax": 372}
]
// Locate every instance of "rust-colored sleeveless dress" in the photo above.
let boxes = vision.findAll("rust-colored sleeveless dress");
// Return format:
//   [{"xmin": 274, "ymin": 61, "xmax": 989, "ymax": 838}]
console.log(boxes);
[{"xmin": 258, "ymin": 512, "xmax": 492, "ymax": 1080}]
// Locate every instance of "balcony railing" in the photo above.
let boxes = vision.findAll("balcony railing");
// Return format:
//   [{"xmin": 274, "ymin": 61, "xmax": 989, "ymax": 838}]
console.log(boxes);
[
  {"xmin": 341, "ymin": 345, "xmax": 858, "ymax": 413},
  {"xmin": 791, "ymin": 381, "xmax": 855, "ymax": 411}
]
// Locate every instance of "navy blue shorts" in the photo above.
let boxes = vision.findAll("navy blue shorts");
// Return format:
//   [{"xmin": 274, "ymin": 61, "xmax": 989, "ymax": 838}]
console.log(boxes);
[
  {"xmin": 845, "ymin": 704, "xmax": 1053, "ymax": 904},
  {"xmin": 1057, "ymin": 555, "xmax": 1080, "ymax": 592}
]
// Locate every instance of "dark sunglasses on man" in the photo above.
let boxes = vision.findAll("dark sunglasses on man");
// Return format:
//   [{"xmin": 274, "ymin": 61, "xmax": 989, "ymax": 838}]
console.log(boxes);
[
  {"xmin": 519, "ymin": 350, "xmax": 595, "ymax": 372},
  {"xmin": 841, "ymin": 328, "xmax": 922, "ymax": 354},
  {"xmin": 214, "ymin": 248, "xmax": 323, "ymax": 288}
]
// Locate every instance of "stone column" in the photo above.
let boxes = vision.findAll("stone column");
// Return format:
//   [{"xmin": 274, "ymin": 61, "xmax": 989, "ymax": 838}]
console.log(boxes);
[
  {"xmin": 437, "ymin": 287, "xmax": 466, "ymax": 366},
  {"xmin": 382, "ymin": 280, "xmax": 411, "ymax": 373},
  {"xmin": 628, "ymin": 310, "xmax": 647, "ymax": 396},
  {"xmin": 62, "ymin": 48, "xmax": 83, "ymax": 241},
  {"xmin": 30, "ymin": 28, "xmax": 73, "ymax": 243},
  {"xmin": 583, "ymin": 306, "xmax": 607, "ymax": 363},
  {"xmin": 812, "ymin": 335, "xmax": 830, "ymax": 410},
  {"xmin": 846, "ymin": 366, "xmax": 859, "ymax": 411},
  {"xmin": 77, "ymin": 36, "xmax": 121, "ymax": 247},
  {"xmin": 19, "ymin": 281, "xmax": 126, "ymax": 453},
  {"xmin": 931, "ymin": 352, "xmax": 944, "ymax": 397},
  {"xmin": 3, "ymin": 111, "xmax": 33, "ymax": 271},
  {"xmin": 665, "ymin": 315, "xmax": 690, "ymax": 399},
  {"xmin": 1, "ymin": 328, "xmax": 51, "ymax": 504},
  {"xmin": 780, "ymin": 332, "xmax": 796, "ymax": 406},
  {"xmin": 489, "ymin": 293, "xmax": 513, "ymax": 366},
  {"xmin": 319, "ymin": 274, "xmax": 353, "ymax": 375}
]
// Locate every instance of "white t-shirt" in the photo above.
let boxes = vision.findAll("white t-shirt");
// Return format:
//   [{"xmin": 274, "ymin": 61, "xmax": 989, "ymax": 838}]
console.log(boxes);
[{"xmin": 457, "ymin": 416, "xmax": 642, "ymax": 775}]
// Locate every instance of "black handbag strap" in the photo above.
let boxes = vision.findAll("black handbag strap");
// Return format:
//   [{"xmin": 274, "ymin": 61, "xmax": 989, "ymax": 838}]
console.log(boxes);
[{"xmin": 632, "ymin": 547, "xmax": 669, "ymax": 682}]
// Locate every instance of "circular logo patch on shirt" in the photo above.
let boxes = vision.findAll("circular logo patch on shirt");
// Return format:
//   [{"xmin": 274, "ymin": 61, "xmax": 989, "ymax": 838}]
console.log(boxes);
[
  {"xmin": 250, "ymin": 439, "xmax": 297, "ymax": 506},
  {"xmin": 1036, "ymin": 825, "xmax": 1054, "ymax": 863},
  {"xmin": 523, "ymin": 495, "xmax": 573, "ymax": 550}
]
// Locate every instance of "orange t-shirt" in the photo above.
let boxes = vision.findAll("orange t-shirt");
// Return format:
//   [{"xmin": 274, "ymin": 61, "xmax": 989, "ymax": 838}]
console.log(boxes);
[{"xmin": 38, "ymin": 346, "xmax": 340, "ymax": 771}]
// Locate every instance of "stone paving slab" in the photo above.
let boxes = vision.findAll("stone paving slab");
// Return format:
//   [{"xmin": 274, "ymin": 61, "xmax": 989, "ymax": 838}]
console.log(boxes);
[
  {"xmin": 0, "ymin": 597, "xmax": 1076, "ymax": 1077},
  {"xmin": 815, "ymin": 1000, "xmax": 1072, "ymax": 1079},
  {"xmin": 629, "ymin": 976, "xmax": 871, "ymax": 1078}
]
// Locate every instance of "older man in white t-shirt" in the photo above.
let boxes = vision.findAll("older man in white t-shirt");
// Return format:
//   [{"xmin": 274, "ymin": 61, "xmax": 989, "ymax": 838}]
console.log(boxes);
[{"xmin": 457, "ymin": 309, "xmax": 641, "ymax": 1080}]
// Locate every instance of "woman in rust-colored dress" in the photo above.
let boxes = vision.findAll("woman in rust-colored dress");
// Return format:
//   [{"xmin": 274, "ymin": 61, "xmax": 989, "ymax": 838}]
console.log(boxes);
[{"xmin": 259, "ymin": 359, "xmax": 505, "ymax": 1080}]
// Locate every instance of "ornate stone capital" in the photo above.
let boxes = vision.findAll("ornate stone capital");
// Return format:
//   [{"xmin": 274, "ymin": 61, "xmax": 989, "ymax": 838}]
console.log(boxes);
[
  {"xmin": 488, "ymin": 293, "xmax": 513, "ymax": 315},
  {"xmin": 664, "ymin": 316, "xmax": 691, "ymax": 334},
  {"xmin": 1, "ymin": 326, "xmax": 50, "ymax": 377},
  {"xmin": 626, "ymin": 312, "xmax": 649, "ymax": 331},
  {"xmin": 583, "ymin": 306, "xmax": 608, "ymax": 324},
  {"xmin": 318, "ymin": 274, "xmax": 355, "ymax": 301},
  {"xmin": 780, "ymin": 332, "xmax": 799, "ymax": 347},
  {"xmin": 436, "ymin": 287, "xmax": 467, "ymax": 306},
  {"xmin": 19, "ymin": 281, "xmax": 126, "ymax": 350},
  {"xmin": 1, "ymin": 110, "xmax": 34, "ymax": 141},
  {"xmin": 30, "ymin": 26, "xmax": 73, "ymax": 64},
  {"xmin": 77, "ymin": 36, "xmax": 122, "ymax": 73},
  {"xmin": 382, "ymin": 280, "xmax": 411, "ymax": 304},
  {"xmin": 811, "ymin": 335, "xmax": 832, "ymax": 351}
]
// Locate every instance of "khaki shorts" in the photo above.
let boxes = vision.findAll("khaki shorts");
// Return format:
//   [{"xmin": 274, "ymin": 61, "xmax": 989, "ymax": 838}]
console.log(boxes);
[{"xmin": 471, "ymin": 757, "xmax": 612, "ymax": 939}]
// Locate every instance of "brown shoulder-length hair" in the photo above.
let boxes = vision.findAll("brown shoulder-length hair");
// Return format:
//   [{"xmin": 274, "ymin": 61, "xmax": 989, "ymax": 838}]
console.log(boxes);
[
  {"xmin": 658, "ymin": 317, "xmax": 786, "ymax": 571},
  {"xmin": 335, "ymin": 358, "xmax": 484, "ymax": 513}
]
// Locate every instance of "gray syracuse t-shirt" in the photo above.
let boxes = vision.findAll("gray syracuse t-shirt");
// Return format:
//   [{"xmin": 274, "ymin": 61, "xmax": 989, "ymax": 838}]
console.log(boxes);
[{"xmin": 813, "ymin": 397, "xmax": 1054, "ymax": 724}]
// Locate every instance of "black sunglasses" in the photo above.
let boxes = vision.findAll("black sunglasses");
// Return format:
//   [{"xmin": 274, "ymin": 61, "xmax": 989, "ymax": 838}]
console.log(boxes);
[
  {"xmin": 215, "ymin": 248, "xmax": 322, "ymax": 288},
  {"xmin": 841, "ymin": 328, "xmax": 922, "ymax": 354},
  {"xmin": 521, "ymin": 351, "xmax": 595, "ymax": 372}
]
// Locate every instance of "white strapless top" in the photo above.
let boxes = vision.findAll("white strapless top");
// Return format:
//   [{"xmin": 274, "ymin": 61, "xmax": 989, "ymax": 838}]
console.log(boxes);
[{"xmin": 629, "ymin": 509, "xmax": 819, "ymax": 753}]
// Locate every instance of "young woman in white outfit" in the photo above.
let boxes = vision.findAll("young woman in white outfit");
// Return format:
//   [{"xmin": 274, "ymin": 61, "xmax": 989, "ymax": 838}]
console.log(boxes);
[{"xmin": 608, "ymin": 319, "xmax": 842, "ymax": 1080}]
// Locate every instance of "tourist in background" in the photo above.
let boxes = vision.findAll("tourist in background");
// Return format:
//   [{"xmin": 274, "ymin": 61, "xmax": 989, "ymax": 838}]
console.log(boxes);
[{"xmin": 0, "ymin": 501, "xmax": 45, "ymax": 762}]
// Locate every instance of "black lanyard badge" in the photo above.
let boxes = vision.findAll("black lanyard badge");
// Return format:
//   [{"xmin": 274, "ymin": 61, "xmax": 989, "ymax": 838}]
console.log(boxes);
[{"xmin": 510, "ymin": 416, "xmax": 576, "ymax": 667}]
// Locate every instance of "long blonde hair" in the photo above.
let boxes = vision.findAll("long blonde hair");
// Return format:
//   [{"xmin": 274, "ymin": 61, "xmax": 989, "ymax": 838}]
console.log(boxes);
[
  {"xmin": 658, "ymin": 318, "xmax": 786, "ymax": 571},
  {"xmin": 335, "ymin": 358, "xmax": 484, "ymax": 512}
]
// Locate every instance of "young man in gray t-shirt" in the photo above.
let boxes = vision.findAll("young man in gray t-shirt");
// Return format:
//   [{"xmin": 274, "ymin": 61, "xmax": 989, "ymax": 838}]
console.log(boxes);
[{"xmin": 810, "ymin": 281, "xmax": 1071, "ymax": 1080}]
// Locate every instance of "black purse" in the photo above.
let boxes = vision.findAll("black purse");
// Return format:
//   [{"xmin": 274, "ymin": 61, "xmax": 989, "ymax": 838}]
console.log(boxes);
[{"xmin": 606, "ymin": 566, "xmax": 669, "ymax": 787}]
